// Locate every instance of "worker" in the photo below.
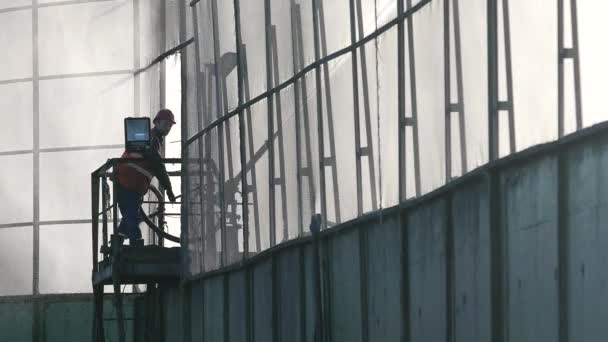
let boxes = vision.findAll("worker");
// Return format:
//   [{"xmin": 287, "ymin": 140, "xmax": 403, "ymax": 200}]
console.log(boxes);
[{"xmin": 115, "ymin": 109, "xmax": 177, "ymax": 246}]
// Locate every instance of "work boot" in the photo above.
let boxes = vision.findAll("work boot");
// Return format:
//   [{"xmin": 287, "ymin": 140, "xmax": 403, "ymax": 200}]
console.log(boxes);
[{"xmin": 130, "ymin": 239, "xmax": 144, "ymax": 247}]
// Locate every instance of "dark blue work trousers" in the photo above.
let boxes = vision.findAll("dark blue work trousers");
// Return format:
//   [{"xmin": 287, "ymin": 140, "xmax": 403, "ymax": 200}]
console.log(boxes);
[{"xmin": 117, "ymin": 185, "xmax": 143, "ymax": 241}]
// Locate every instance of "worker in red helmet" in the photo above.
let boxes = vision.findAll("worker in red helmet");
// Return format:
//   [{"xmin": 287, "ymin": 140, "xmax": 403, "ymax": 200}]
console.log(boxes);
[{"xmin": 115, "ymin": 109, "xmax": 177, "ymax": 246}]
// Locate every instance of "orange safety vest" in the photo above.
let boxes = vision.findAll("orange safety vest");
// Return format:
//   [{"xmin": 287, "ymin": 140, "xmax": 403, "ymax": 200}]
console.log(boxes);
[{"xmin": 116, "ymin": 151, "xmax": 155, "ymax": 195}]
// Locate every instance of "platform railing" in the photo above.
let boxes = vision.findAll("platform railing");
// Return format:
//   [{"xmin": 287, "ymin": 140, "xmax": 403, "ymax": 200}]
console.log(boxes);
[{"xmin": 90, "ymin": 158, "xmax": 182, "ymax": 275}]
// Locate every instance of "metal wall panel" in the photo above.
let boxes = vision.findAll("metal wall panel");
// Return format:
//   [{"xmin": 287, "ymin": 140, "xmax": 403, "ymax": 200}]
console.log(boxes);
[
  {"xmin": 302, "ymin": 243, "xmax": 316, "ymax": 342},
  {"xmin": 229, "ymin": 270, "xmax": 247, "ymax": 342},
  {"xmin": 190, "ymin": 280, "xmax": 204, "ymax": 342},
  {"xmin": 501, "ymin": 156, "xmax": 558, "ymax": 342},
  {"xmin": 366, "ymin": 216, "xmax": 402, "ymax": 341},
  {"xmin": 278, "ymin": 247, "xmax": 302, "ymax": 342},
  {"xmin": 407, "ymin": 198, "xmax": 447, "ymax": 342},
  {"xmin": 452, "ymin": 182, "xmax": 491, "ymax": 342},
  {"xmin": 204, "ymin": 275, "xmax": 225, "ymax": 342},
  {"xmin": 329, "ymin": 229, "xmax": 362, "ymax": 342},
  {"xmin": 0, "ymin": 301, "xmax": 33, "ymax": 342},
  {"xmin": 565, "ymin": 138, "xmax": 608, "ymax": 341},
  {"xmin": 253, "ymin": 259, "xmax": 273, "ymax": 342},
  {"xmin": 163, "ymin": 285, "xmax": 183, "ymax": 342}
]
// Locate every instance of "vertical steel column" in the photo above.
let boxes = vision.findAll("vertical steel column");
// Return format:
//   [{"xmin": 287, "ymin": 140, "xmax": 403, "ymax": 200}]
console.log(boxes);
[
  {"xmin": 245, "ymin": 265, "xmax": 253, "ymax": 342},
  {"xmin": 217, "ymin": 7, "xmax": 238, "ymax": 257},
  {"xmin": 210, "ymin": 0, "xmax": 227, "ymax": 267},
  {"xmin": 234, "ymin": 0, "xmax": 249, "ymax": 260},
  {"xmin": 443, "ymin": 0, "xmax": 468, "ymax": 181},
  {"xmin": 102, "ymin": 176, "xmax": 109, "ymax": 249},
  {"xmin": 488, "ymin": 169, "xmax": 504, "ymax": 342},
  {"xmin": 158, "ymin": 0, "xmax": 167, "ymax": 249},
  {"xmin": 558, "ymin": 0, "xmax": 564, "ymax": 137},
  {"xmin": 220, "ymin": 65, "xmax": 238, "ymax": 261},
  {"xmin": 182, "ymin": 283, "xmax": 192, "ymax": 342},
  {"xmin": 205, "ymin": 71, "xmax": 218, "ymax": 266},
  {"xmin": 443, "ymin": 0, "xmax": 452, "ymax": 182},
  {"xmin": 501, "ymin": 0, "xmax": 515, "ymax": 154},
  {"xmin": 488, "ymin": 0, "xmax": 499, "ymax": 162},
  {"xmin": 290, "ymin": 0, "xmax": 305, "ymax": 237},
  {"xmin": 397, "ymin": 0, "xmax": 406, "ymax": 202},
  {"xmin": 571, "ymin": 0, "xmax": 582, "ymax": 131},
  {"xmin": 32, "ymin": 0, "xmax": 40, "ymax": 298},
  {"xmin": 271, "ymin": 26, "xmax": 291, "ymax": 242},
  {"xmin": 318, "ymin": 0, "xmax": 341, "ymax": 224},
  {"xmin": 133, "ymin": 0, "xmax": 140, "ymax": 117},
  {"xmin": 92, "ymin": 175, "xmax": 100, "ymax": 274},
  {"xmin": 220, "ymin": 81, "xmax": 237, "ymax": 258},
  {"xmin": 160, "ymin": 0, "xmax": 167, "ymax": 112},
  {"xmin": 401, "ymin": 210, "xmax": 411, "ymax": 342},
  {"xmin": 92, "ymin": 174, "xmax": 102, "ymax": 342},
  {"xmin": 350, "ymin": 0, "xmax": 364, "ymax": 213},
  {"xmin": 453, "ymin": 0, "xmax": 467, "ymax": 174},
  {"xmin": 312, "ymin": 0, "xmax": 328, "ymax": 229},
  {"xmin": 359, "ymin": 225, "xmax": 369, "ymax": 342},
  {"xmin": 295, "ymin": 5, "xmax": 317, "ymax": 224},
  {"xmin": 445, "ymin": 194, "xmax": 455, "ymax": 342},
  {"xmin": 355, "ymin": 0, "xmax": 379, "ymax": 210},
  {"xmin": 272, "ymin": 255, "xmax": 279, "ymax": 342},
  {"xmin": 488, "ymin": 1, "xmax": 504, "ymax": 340},
  {"xmin": 242, "ymin": 46, "xmax": 263, "ymax": 253},
  {"xmin": 310, "ymin": 215, "xmax": 325, "ymax": 342},
  {"xmin": 224, "ymin": 275, "xmax": 231, "ymax": 342},
  {"xmin": 155, "ymin": 0, "xmax": 167, "ymax": 246},
  {"xmin": 192, "ymin": 3, "xmax": 206, "ymax": 273},
  {"xmin": 406, "ymin": 0, "xmax": 421, "ymax": 197},
  {"xmin": 179, "ymin": 0, "xmax": 190, "ymax": 280},
  {"xmin": 265, "ymin": 0, "xmax": 277, "ymax": 246},
  {"xmin": 323, "ymin": 237, "xmax": 332, "ymax": 342},
  {"xmin": 557, "ymin": 149, "xmax": 569, "ymax": 342},
  {"xmin": 558, "ymin": 0, "xmax": 582, "ymax": 137},
  {"xmin": 299, "ymin": 244, "xmax": 307, "ymax": 342}
]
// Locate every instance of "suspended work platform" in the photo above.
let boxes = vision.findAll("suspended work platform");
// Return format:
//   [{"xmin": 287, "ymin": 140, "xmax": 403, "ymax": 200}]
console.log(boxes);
[
  {"xmin": 92, "ymin": 239, "xmax": 181, "ymax": 286},
  {"xmin": 90, "ymin": 158, "xmax": 182, "ymax": 342}
]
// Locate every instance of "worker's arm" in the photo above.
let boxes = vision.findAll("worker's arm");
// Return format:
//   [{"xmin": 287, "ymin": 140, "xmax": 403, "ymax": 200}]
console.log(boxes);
[{"xmin": 143, "ymin": 148, "xmax": 176, "ymax": 202}]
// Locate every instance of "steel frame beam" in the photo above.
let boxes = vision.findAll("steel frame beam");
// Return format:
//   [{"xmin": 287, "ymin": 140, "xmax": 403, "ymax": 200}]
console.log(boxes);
[
  {"xmin": 234, "ymin": 0, "xmax": 249, "ymax": 260},
  {"xmin": 488, "ymin": 0, "xmax": 499, "ymax": 162},
  {"xmin": 290, "ymin": 0, "xmax": 305, "ymax": 237},
  {"xmin": 318, "ymin": 0, "xmax": 342, "ymax": 225},
  {"xmin": 312, "ymin": 0, "xmax": 328, "ymax": 229},
  {"xmin": 294, "ymin": 5, "xmax": 317, "ymax": 229},
  {"xmin": 397, "ymin": 0, "xmax": 406, "ymax": 202},
  {"xmin": 351, "ymin": 0, "xmax": 365, "ymax": 213},
  {"xmin": 32, "ymin": 0, "xmax": 40, "ymax": 299},
  {"xmin": 406, "ymin": 0, "xmax": 422, "ymax": 197},
  {"xmin": 501, "ymin": 0, "xmax": 516, "ymax": 154},
  {"xmin": 265, "ymin": 0, "xmax": 277, "ymax": 247},
  {"xmin": 192, "ymin": 1, "xmax": 207, "ymax": 274},
  {"xmin": 355, "ymin": 0, "xmax": 379, "ymax": 211},
  {"xmin": 241, "ymin": 46, "xmax": 263, "ymax": 254},
  {"xmin": 210, "ymin": 0, "xmax": 227, "ymax": 267},
  {"xmin": 270, "ymin": 25, "xmax": 291, "ymax": 242},
  {"xmin": 443, "ymin": 0, "xmax": 468, "ymax": 181},
  {"xmin": 557, "ymin": 149, "xmax": 569, "ymax": 342},
  {"xmin": 558, "ymin": 0, "xmax": 582, "ymax": 138}
]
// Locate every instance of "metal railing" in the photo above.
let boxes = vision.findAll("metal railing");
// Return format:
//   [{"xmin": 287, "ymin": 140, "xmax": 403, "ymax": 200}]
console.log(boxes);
[{"xmin": 90, "ymin": 158, "xmax": 182, "ymax": 274}]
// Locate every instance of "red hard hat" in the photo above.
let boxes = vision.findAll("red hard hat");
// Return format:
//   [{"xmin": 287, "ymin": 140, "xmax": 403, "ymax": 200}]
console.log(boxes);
[{"xmin": 154, "ymin": 109, "xmax": 176, "ymax": 124}]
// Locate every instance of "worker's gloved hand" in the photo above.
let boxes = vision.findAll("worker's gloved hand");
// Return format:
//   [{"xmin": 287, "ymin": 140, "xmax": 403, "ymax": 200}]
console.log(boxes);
[{"xmin": 167, "ymin": 189, "xmax": 177, "ymax": 203}]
